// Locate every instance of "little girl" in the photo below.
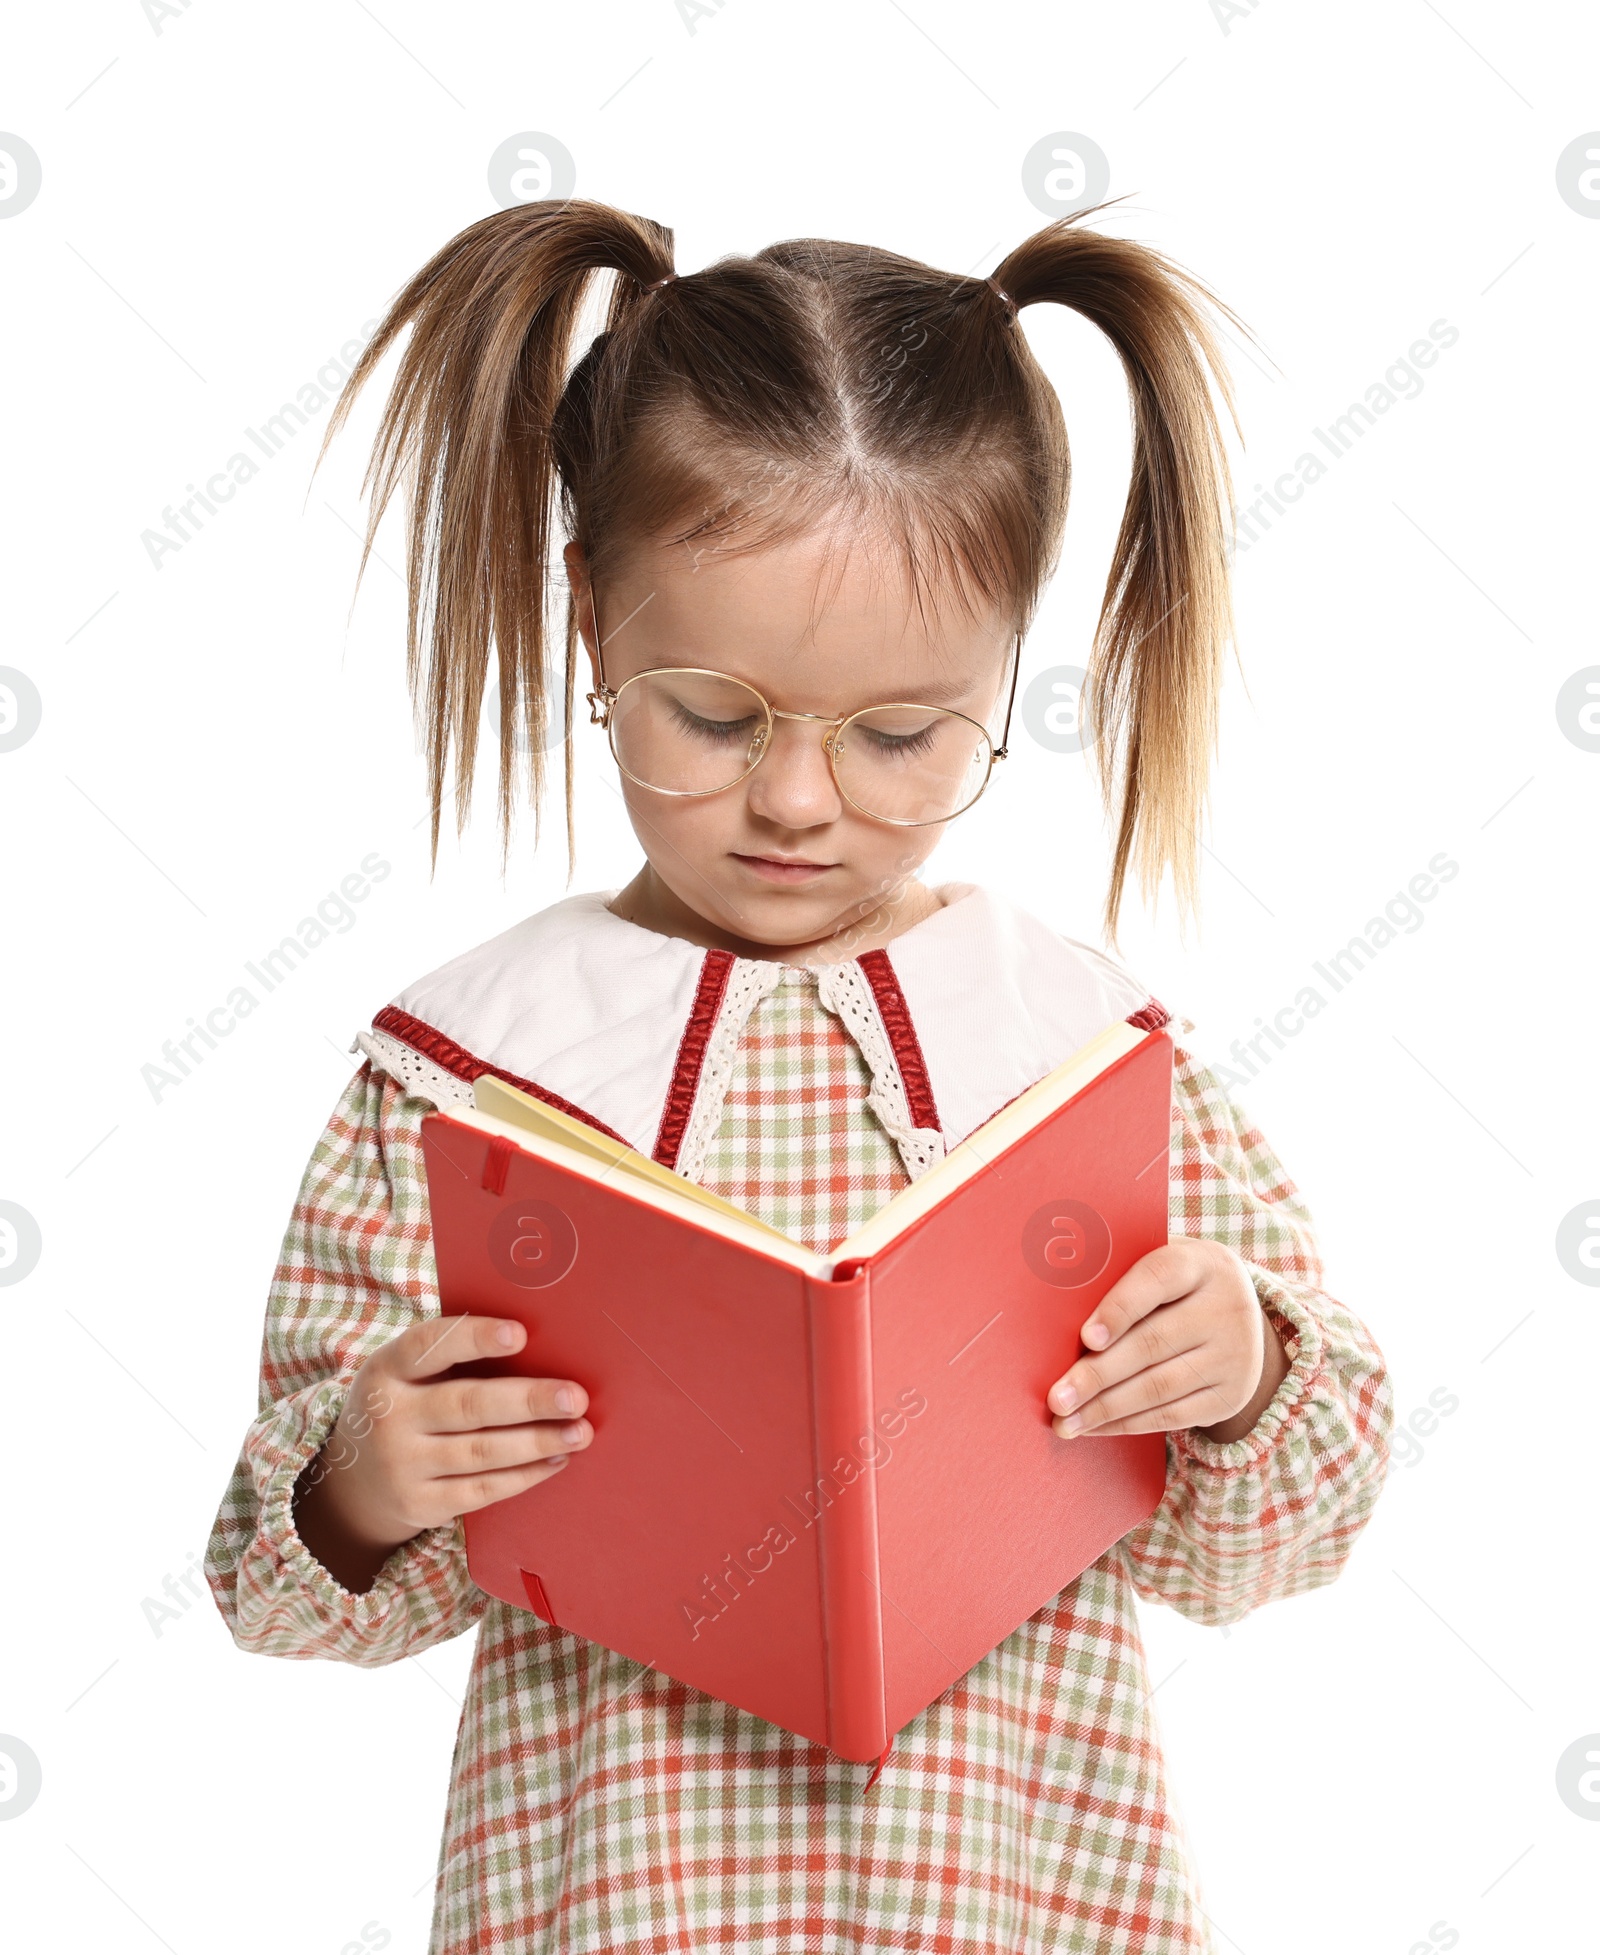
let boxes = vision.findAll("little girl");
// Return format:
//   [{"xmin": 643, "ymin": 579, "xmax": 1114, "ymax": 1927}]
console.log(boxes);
[{"xmin": 206, "ymin": 199, "xmax": 1392, "ymax": 1954}]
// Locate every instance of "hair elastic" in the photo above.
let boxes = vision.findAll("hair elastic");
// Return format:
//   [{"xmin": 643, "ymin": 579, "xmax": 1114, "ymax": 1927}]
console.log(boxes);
[
  {"xmin": 644, "ymin": 274, "xmax": 677, "ymax": 292},
  {"xmin": 985, "ymin": 276, "xmax": 1018, "ymax": 318}
]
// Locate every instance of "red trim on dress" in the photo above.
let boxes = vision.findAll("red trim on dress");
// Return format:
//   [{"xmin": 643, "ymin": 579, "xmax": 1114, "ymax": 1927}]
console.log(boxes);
[
  {"xmin": 855, "ymin": 949, "xmax": 943, "ymax": 1135},
  {"xmin": 1126, "ymin": 998, "xmax": 1172, "ymax": 1032},
  {"xmin": 651, "ymin": 949, "xmax": 736, "ymax": 1169},
  {"xmin": 369, "ymin": 1004, "xmax": 631, "ymax": 1147}
]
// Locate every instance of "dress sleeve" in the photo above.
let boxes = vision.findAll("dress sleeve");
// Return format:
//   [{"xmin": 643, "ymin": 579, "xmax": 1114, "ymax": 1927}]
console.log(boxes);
[
  {"xmin": 1115, "ymin": 1042, "xmax": 1394, "ymax": 1625},
  {"xmin": 204, "ymin": 1061, "xmax": 489, "ymax": 1665}
]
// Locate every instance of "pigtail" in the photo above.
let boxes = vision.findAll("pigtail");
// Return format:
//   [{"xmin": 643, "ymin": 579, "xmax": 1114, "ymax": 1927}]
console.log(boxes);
[
  {"xmin": 319, "ymin": 201, "xmax": 675, "ymax": 864},
  {"xmin": 991, "ymin": 212, "xmax": 1243, "ymax": 945}
]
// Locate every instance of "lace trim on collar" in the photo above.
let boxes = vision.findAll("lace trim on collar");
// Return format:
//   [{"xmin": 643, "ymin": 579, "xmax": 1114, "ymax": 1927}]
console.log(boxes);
[
  {"xmin": 671, "ymin": 960, "xmax": 791, "ymax": 1185},
  {"xmin": 816, "ymin": 960, "xmax": 946, "ymax": 1181},
  {"xmin": 353, "ymin": 1027, "xmax": 475, "ymax": 1111}
]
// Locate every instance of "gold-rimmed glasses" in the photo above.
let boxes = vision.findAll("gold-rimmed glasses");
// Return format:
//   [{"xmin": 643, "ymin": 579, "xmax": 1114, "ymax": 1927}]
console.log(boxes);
[{"xmin": 582, "ymin": 603, "xmax": 1022, "ymax": 828}]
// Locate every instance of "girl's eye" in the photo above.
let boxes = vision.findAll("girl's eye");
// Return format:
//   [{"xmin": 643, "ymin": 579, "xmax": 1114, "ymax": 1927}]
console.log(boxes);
[
  {"xmin": 860, "ymin": 723, "xmax": 942, "ymax": 760},
  {"xmin": 670, "ymin": 703, "xmax": 762, "ymax": 745}
]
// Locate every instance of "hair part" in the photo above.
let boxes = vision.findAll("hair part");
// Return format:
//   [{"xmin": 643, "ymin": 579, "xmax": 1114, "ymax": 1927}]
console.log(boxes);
[{"xmin": 319, "ymin": 197, "xmax": 1244, "ymax": 945}]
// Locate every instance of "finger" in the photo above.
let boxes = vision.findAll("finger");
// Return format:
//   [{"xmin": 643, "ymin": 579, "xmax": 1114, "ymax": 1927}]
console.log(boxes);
[
  {"xmin": 427, "ymin": 1417, "xmax": 587, "ymax": 1480},
  {"xmin": 1056, "ymin": 1357, "xmax": 1231, "ymax": 1438},
  {"xmin": 1076, "ymin": 1388, "xmax": 1237, "ymax": 1438},
  {"xmin": 1079, "ymin": 1240, "xmax": 1211, "ymax": 1354},
  {"xmin": 429, "ymin": 1453, "xmax": 572, "ymax": 1523},
  {"xmin": 1049, "ymin": 1307, "xmax": 1207, "ymax": 1417},
  {"xmin": 382, "ymin": 1314, "xmax": 527, "ymax": 1381},
  {"xmin": 422, "ymin": 1374, "xmax": 588, "ymax": 1434}
]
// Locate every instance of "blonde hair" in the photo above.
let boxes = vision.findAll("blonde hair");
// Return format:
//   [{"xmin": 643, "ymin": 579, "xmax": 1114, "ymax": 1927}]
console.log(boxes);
[{"xmin": 321, "ymin": 198, "xmax": 1242, "ymax": 944}]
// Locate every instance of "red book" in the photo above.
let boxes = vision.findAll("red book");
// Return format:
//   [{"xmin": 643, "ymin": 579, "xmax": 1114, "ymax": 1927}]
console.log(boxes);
[{"xmin": 419, "ymin": 1018, "xmax": 1174, "ymax": 1766}]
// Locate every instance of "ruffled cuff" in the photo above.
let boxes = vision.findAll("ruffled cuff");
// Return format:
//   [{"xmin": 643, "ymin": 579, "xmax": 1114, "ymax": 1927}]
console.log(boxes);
[
  {"xmin": 230, "ymin": 1378, "xmax": 470, "ymax": 1661},
  {"xmin": 1167, "ymin": 1266, "xmax": 1326, "ymax": 1475}
]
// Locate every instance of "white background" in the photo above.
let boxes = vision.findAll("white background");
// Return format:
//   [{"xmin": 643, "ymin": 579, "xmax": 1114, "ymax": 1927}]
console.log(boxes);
[{"xmin": 2, "ymin": 2, "xmax": 1596, "ymax": 1950}]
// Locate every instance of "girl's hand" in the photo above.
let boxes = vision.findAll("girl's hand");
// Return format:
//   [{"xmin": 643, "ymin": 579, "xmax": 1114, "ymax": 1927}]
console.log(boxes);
[
  {"xmin": 292, "ymin": 1315, "xmax": 590, "ymax": 1594},
  {"xmin": 1046, "ymin": 1240, "xmax": 1290, "ymax": 1446}
]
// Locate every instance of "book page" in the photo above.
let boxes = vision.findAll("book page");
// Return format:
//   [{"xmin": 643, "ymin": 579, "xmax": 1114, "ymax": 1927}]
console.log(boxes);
[
  {"xmin": 472, "ymin": 1074, "xmax": 797, "ymax": 1242},
  {"xmin": 831, "ymin": 1020, "xmax": 1150, "ymax": 1265},
  {"xmin": 444, "ymin": 1103, "xmax": 830, "ymax": 1275},
  {"xmin": 464, "ymin": 1022, "xmax": 1153, "ymax": 1277}
]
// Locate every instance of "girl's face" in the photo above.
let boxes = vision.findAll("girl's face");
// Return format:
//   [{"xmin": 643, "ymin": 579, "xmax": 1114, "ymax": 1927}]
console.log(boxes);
[{"xmin": 566, "ymin": 525, "xmax": 1015, "ymax": 960}]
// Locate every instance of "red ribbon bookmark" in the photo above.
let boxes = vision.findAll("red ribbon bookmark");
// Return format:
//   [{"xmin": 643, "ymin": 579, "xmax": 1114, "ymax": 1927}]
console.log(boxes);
[
  {"xmin": 482, "ymin": 1134, "xmax": 516, "ymax": 1195},
  {"xmin": 520, "ymin": 1568, "xmax": 558, "ymax": 1627}
]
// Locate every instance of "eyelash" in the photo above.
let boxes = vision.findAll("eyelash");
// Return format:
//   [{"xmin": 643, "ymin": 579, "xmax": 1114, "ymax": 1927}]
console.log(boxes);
[
  {"xmin": 669, "ymin": 704, "xmax": 945, "ymax": 760},
  {"xmin": 860, "ymin": 723, "xmax": 941, "ymax": 760},
  {"xmin": 671, "ymin": 705, "xmax": 761, "ymax": 746}
]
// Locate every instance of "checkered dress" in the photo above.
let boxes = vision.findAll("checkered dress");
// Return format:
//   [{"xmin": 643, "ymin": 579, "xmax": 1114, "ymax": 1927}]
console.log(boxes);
[
  {"xmin": 207, "ymin": 965, "xmax": 1392, "ymax": 1954},
  {"xmin": 697, "ymin": 966, "xmax": 912, "ymax": 1253}
]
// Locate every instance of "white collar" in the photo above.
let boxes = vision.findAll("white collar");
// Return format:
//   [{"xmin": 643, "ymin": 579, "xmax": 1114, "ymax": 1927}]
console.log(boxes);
[
  {"xmin": 356, "ymin": 882, "xmax": 1163, "ymax": 1157},
  {"xmin": 882, "ymin": 884, "xmax": 1161, "ymax": 1145}
]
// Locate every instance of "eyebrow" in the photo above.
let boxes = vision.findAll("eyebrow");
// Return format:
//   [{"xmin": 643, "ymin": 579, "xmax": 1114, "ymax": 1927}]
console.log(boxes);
[
  {"xmin": 642, "ymin": 657, "xmax": 992, "ymax": 709},
  {"xmin": 742, "ymin": 668, "xmax": 985, "ymax": 707},
  {"xmin": 899, "ymin": 672, "xmax": 982, "ymax": 705}
]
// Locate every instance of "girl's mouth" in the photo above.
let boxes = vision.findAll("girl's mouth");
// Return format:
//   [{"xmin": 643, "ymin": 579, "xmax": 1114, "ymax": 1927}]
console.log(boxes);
[{"xmin": 731, "ymin": 853, "xmax": 836, "ymax": 884}]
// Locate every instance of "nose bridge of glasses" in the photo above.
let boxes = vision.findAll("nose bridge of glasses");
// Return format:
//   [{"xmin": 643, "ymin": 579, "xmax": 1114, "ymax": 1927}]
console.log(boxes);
[
  {"xmin": 768, "ymin": 705, "xmax": 846, "ymax": 728},
  {"xmin": 751, "ymin": 711, "xmax": 848, "ymax": 770},
  {"xmin": 747, "ymin": 706, "xmax": 845, "ymax": 774}
]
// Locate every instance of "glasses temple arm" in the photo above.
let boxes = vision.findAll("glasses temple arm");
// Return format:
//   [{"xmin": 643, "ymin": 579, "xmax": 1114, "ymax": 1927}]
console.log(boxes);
[
  {"xmin": 992, "ymin": 632, "xmax": 1023, "ymax": 759},
  {"xmin": 588, "ymin": 587, "xmax": 608, "ymax": 691}
]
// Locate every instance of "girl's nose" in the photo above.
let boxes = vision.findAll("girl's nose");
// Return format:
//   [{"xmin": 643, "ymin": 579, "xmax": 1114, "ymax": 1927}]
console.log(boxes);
[{"xmin": 743, "ymin": 716, "xmax": 843, "ymax": 828}]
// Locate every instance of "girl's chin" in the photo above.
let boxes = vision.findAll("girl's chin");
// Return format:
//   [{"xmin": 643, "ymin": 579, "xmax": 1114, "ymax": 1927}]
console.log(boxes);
[{"xmin": 722, "ymin": 877, "xmax": 917, "ymax": 942}]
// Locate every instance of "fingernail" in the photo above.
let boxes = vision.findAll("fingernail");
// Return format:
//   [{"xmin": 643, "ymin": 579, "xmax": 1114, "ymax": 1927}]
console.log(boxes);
[
  {"xmin": 555, "ymin": 1387, "xmax": 579, "ymax": 1413},
  {"xmin": 1061, "ymin": 1413, "xmax": 1083, "ymax": 1436},
  {"xmin": 497, "ymin": 1323, "xmax": 519, "ymax": 1348},
  {"xmin": 547, "ymin": 1453, "xmax": 569, "ymax": 1469},
  {"xmin": 560, "ymin": 1422, "xmax": 587, "ymax": 1444},
  {"xmin": 1082, "ymin": 1323, "xmax": 1109, "ymax": 1349},
  {"xmin": 1053, "ymin": 1385, "xmax": 1078, "ymax": 1415}
]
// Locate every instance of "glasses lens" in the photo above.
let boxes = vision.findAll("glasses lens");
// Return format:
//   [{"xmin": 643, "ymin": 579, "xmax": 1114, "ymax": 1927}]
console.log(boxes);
[
  {"xmin": 609, "ymin": 669, "xmax": 770, "ymax": 793},
  {"xmin": 832, "ymin": 706, "xmax": 992, "ymax": 823}
]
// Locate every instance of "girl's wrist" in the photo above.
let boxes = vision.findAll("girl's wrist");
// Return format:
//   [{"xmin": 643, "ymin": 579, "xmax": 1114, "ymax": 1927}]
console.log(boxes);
[{"xmin": 292, "ymin": 1446, "xmax": 417, "ymax": 1593}]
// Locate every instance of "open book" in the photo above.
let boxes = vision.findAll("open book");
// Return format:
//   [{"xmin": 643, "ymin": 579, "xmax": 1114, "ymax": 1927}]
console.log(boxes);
[{"xmin": 419, "ymin": 1015, "xmax": 1175, "ymax": 1766}]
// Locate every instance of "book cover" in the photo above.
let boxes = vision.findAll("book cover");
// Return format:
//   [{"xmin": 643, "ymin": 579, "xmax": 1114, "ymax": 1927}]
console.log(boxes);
[{"xmin": 419, "ymin": 1026, "xmax": 1174, "ymax": 1762}]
